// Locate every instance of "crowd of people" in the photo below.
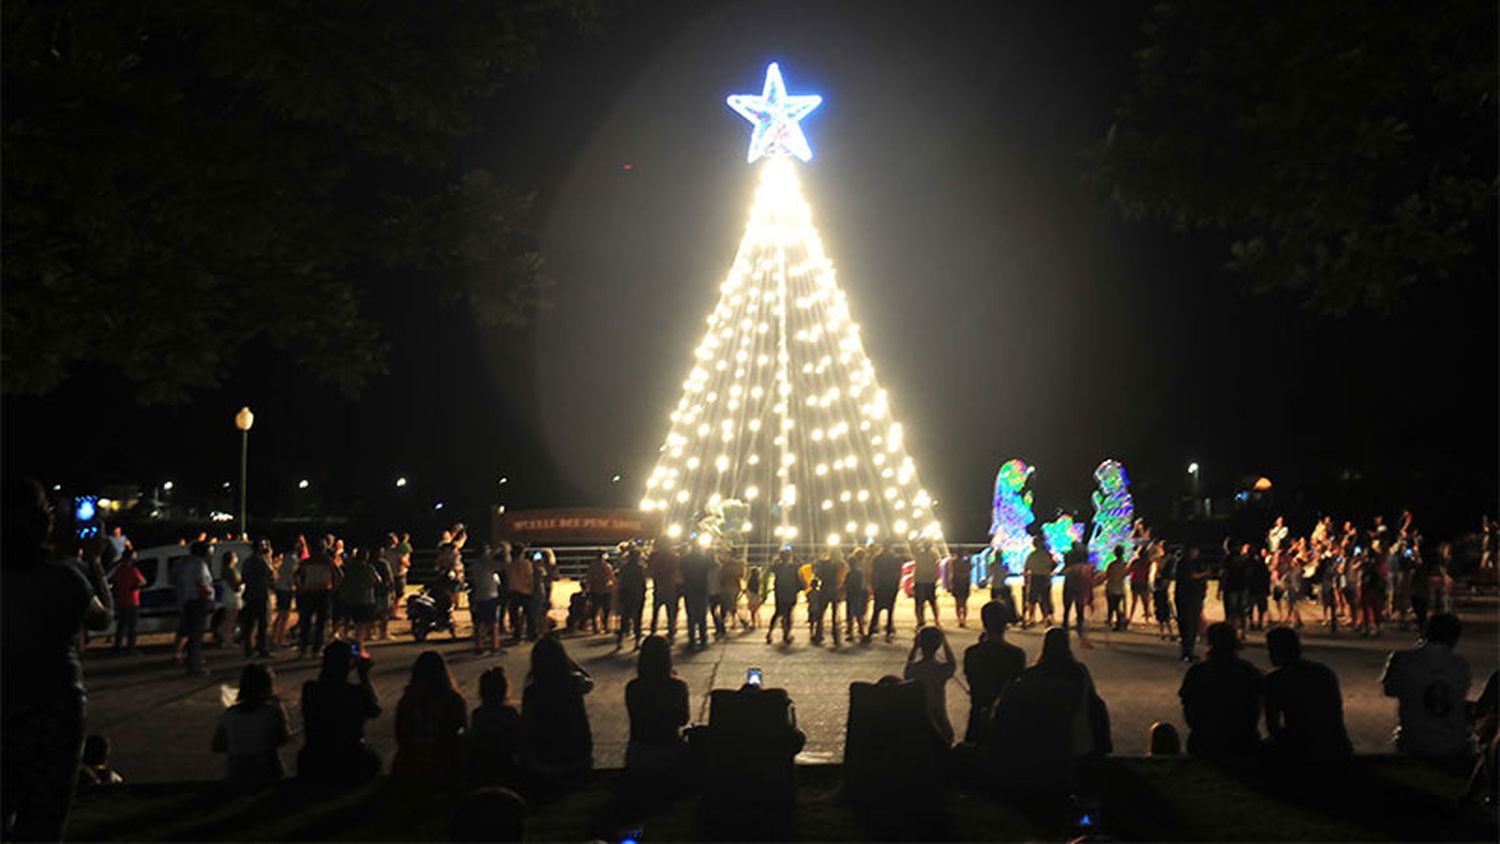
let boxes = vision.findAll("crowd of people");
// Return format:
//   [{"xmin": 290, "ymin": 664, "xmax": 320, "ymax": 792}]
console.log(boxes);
[{"xmin": 6, "ymin": 471, "xmax": 1497, "ymax": 841}]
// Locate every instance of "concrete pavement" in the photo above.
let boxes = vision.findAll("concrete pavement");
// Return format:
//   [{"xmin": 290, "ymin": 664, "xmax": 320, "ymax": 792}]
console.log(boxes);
[{"xmin": 80, "ymin": 582, "xmax": 1498, "ymax": 782}]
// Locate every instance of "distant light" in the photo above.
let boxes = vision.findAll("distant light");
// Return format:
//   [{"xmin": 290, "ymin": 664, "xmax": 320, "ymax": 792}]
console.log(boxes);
[
  {"xmin": 611, "ymin": 474, "xmax": 622, "ymax": 484},
  {"xmin": 297, "ymin": 479, "xmax": 310, "ymax": 490},
  {"xmin": 1254, "ymin": 476, "xmax": 1273, "ymax": 491},
  {"xmin": 395, "ymin": 476, "xmax": 408, "ymax": 488},
  {"xmin": 498, "ymin": 477, "xmax": 509, "ymax": 486},
  {"xmin": 1187, "ymin": 462, "xmax": 1200, "ymax": 475},
  {"xmin": 75, "ymin": 498, "xmax": 97, "ymax": 521},
  {"xmin": 52, "ymin": 484, "xmax": 62, "ymax": 492},
  {"xmin": 434, "ymin": 501, "xmax": 444, "ymax": 510},
  {"xmin": 696, "ymin": 532, "xmax": 713, "ymax": 548},
  {"xmin": 162, "ymin": 481, "xmax": 174, "ymax": 492},
  {"xmin": 666, "ymin": 523, "xmax": 683, "ymax": 539},
  {"xmin": 209, "ymin": 511, "xmax": 233, "ymax": 523},
  {"xmin": 621, "ymin": 163, "xmax": 634, "ymax": 172},
  {"xmin": 222, "ymin": 481, "xmax": 232, "ymax": 489}
]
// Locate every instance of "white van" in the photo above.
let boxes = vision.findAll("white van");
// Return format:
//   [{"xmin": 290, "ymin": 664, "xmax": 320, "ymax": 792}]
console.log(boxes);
[{"xmin": 105, "ymin": 540, "xmax": 253, "ymax": 635}]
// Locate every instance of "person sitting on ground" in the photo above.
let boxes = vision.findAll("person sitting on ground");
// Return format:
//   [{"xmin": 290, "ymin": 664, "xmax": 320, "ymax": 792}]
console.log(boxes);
[
  {"xmin": 904, "ymin": 626, "xmax": 958, "ymax": 746},
  {"xmin": 76, "ymin": 735, "xmax": 124, "ymax": 791},
  {"xmin": 212, "ymin": 662, "xmax": 290, "ymax": 781},
  {"xmin": 625, "ymin": 635, "xmax": 690, "ymax": 775},
  {"xmin": 1147, "ymin": 721, "xmax": 1181, "ymax": 756},
  {"xmin": 1178, "ymin": 622, "xmax": 1263, "ymax": 756},
  {"xmin": 392, "ymin": 650, "xmax": 468, "ymax": 785},
  {"xmin": 467, "ymin": 667, "xmax": 522, "ymax": 788},
  {"xmin": 522, "ymin": 634, "xmax": 594, "ymax": 777},
  {"xmin": 986, "ymin": 627, "xmax": 1104, "ymax": 795},
  {"xmin": 1263, "ymin": 626, "xmax": 1352, "ymax": 759},
  {"xmin": 1380, "ymin": 612, "xmax": 1473, "ymax": 762},
  {"xmin": 449, "ymin": 786, "xmax": 527, "ymax": 843},
  {"xmin": 297, "ymin": 641, "xmax": 382, "ymax": 783},
  {"xmin": 962, "ymin": 601, "xmax": 1027, "ymax": 745}
]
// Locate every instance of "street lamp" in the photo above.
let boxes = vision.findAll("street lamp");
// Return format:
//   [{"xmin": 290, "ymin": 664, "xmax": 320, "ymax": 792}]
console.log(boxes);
[
  {"xmin": 395, "ymin": 476, "xmax": 408, "ymax": 488},
  {"xmin": 234, "ymin": 406, "xmax": 254, "ymax": 538},
  {"xmin": 1188, "ymin": 461, "xmax": 1201, "ymax": 517}
]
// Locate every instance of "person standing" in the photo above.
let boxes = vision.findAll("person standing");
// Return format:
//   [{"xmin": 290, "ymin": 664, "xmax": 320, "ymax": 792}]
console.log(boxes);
[
  {"xmin": 2, "ymin": 478, "xmax": 113, "ymax": 842},
  {"xmin": 586, "ymin": 553, "xmax": 615, "ymax": 635},
  {"xmin": 1023, "ymin": 534, "xmax": 1057, "ymax": 628},
  {"xmin": 241, "ymin": 541, "xmax": 276, "ymax": 659},
  {"xmin": 467, "ymin": 546, "xmax": 502, "ymax": 654},
  {"xmin": 1060, "ymin": 547, "xmax": 1092, "ymax": 647},
  {"xmin": 869, "ymin": 543, "xmax": 903, "ymax": 642},
  {"xmin": 948, "ymin": 548, "xmax": 973, "ymax": 628},
  {"xmin": 679, "ymin": 541, "xmax": 712, "ymax": 649},
  {"xmin": 911, "ymin": 540, "xmax": 941, "ymax": 628},
  {"xmin": 1247, "ymin": 548, "xmax": 1272, "ymax": 631},
  {"xmin": 272, "ymin": 546, "xmax": 298, "ymax": 649},
  {"xmin": 216, "ymin": 550, "xmax": 243, "ymax": 649},
  {"xmin": 844, "ymin": 547, "xmax": 870, "ymax": 642},
  {"xmin": 648, "ymin": 540, "xmax": 682, "ymax": 640},
  {"xmin": 1219, "ymin": 542, "xmax": 1252, "ymax": 638},
  {"xmin": 387, "ymin": 533, "xmax": 412, "ymax": 619},
  {"xmin": 1174, "ymin": 546, "xmax": 1208, "ymax": 661},
  {"xmin": 294, "ymin": 549, "xmax": 339, "ymax": 660},
  {"xmin": 1267, "ymin": 516, "xmax": 1289, "ymax": 555},
  {"xmin": 962, "ymin": 602, "xmax": 1026, "ymax": 745},
  {"xmin": 767, "ymin": 548, "xmax": 801, "ymax": 646},
  {"xmin": 111, "ymin": 548, "xmax": 146, "ymax": 655},
  {"xmin": 717, "ymin": 551, "xmax": 744, "ymax": 634},
  {"xmin": 615, "ymin": 547, "xmax": 647, "ymax": 651},
  {"xmin": 1104, "ymin": 548, "xmax": 1128, "ymax": 632},
  {"xmin": 811, "ymin": 547, "xmax": 845, "ymax": 647},
  {"xmin": 1152, "ymin": 546, "xmax": 1176, "ymax": 639},
  {"xmin": 503, "ymin": 546, "xmax": 535, "ymax": 642},
  {"xmin": 177, "ymin": 541, "xmax": 215, "ymax": 675},
  {"xmin": 1127, "ymin": 545, "xmax": 1152, "ymax": 626}
]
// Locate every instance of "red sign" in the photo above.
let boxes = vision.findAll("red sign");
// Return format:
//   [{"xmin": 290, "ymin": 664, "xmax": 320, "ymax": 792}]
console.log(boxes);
[{"xmin": 492, "ymin": 508, "xmax": 663, "ymax": 545}]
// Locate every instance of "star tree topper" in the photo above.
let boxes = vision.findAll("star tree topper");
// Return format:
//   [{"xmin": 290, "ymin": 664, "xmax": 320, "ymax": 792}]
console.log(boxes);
[{"xmin": 726, "ymin": 62, "xmax": 823, "ymax": 163}]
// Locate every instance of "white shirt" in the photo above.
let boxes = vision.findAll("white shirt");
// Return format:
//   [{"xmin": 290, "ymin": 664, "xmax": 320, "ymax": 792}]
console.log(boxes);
[
  {"xmin": 1267, "ymin": 524, "xmax": 1289, "ymax": 553},
  {"xmin": 1381, "ymin": 643, "xmax": 1473, "ymax": 757}
]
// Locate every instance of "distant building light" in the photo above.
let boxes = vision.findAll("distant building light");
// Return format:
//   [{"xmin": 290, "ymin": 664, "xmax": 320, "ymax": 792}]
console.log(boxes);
[
  {"xmin": 395, "ymin": 477, "xmax": 408, "ymax": 488},
  {"xmin": 1253, "ymin": 476, "xmax": 1273, "ymax": 491},
  {"xmin": 434, "ymin": 501, "xmax": 445, "ymax": 510},
  {"xmin": 611, "ymin": 474, "xmax": 622, "ymax": 484},
  {"xmin": 498, "ymin": 477, "xmax": 509, "ymax": 486},
  {"xmin": 162, "ymin": 481, "xmax": 174, "ymax": 491},
  {"xmin": 297, "ymin": 479, "xmax": 310, "ymax": 490}
]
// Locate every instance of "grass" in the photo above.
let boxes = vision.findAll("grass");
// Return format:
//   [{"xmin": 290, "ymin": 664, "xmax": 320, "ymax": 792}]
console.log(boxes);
[{"xmin": 67, "ymin": 757, "xmax": 1496, "ymax": 841}]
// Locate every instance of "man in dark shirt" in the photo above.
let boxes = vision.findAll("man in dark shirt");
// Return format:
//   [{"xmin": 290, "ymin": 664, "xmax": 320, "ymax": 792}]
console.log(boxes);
[
  {"xmin": 3, "ymin": 478, "xmax": 113, "ymax": 841},
  {"xmin": 869, "ymin": 544, "xmax": 903, "ymax": 642},
  {"xmin": 1174, "ymin": 547, "xmax": 1208, "ymax": 661},
  {"xmin": 240, "ymin": 540, "xmax": 276, "ymax": 658},
  {"xmin": 679, "ymin": 542, "xmax": 713, "ymax": 649},
  {"xmin": 648, "ymin": 540, "xmax": 682, "ymax": 640},
  {"xmin": 767, "ymin": 549, "xmax": 802, "ymax": 645},
  {"xmin": 1178, "ymin": 623, "xmax": 1263, "ymax": 756},
  {"xmin": 962, "ymin": 601, "xmax": 1027, "ymax": 745},
  {"xmin": 1220, "ymin": 542, "xmax": 1252, "ymax": 637},
  {"xmin": 1263, "ymin": 627, "xmax": 1351, "ymax": 759}
]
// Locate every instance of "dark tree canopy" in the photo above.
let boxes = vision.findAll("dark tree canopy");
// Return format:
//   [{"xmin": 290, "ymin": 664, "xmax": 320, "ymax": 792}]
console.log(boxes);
[
  {"xmin": 2, "ymin": 0, "xmax": 597, "ymax": 402},
  {"xmin": 1091, "ymin": 1, "xmax": 1496, "ymax": 314}
]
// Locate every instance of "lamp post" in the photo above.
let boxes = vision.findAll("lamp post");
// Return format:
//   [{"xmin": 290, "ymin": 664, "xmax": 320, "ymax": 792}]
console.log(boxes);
[
  {"xmin": 1187, "ymin": 461, "xmax": 1201, "ymax": 517},
  {"xmin": 235, "ymin": 407, "xmax": 254, "ymax": 538}
]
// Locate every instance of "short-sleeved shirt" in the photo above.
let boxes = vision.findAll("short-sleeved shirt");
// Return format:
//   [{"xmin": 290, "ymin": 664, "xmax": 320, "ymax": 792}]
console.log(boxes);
[
  {"xmin": 949, "ymin": 555, "xmax": 973, "ymax": 592},
  {"xmin": 339, "ymin": 560, "xmax": 379, "ymax": 606},
  {"xmin": 1381, "ymin": 643, "xmax": 1473, "ymax": 757},
  {"xmin": 503, "ymin": 556, "xmax": 533, "ymax": 596},
  {"xmin": 175, "ymin": 556, "xmax": 212, "ymax": 604},
  {"xmin": 964, "ymin": 638, "xmax": 1026, "ymax": 713},
  {"xmin": 113, "ymin": 562, "xmax": 146, "ymax": 608},
  {"xmin": 1024, "ymin": 547, "xmax": 1055, "ymax": 577},
  {"xmin": 297, "ymin": 559, "xmax": 337, "ymax": 592},
  {"xmin": 912, "ymin": 548, "xmax": 939, "ymax": 584},
  {"xmin": 241, "ymin": 555, "xmax": 276, "ymax": 601},
  {"xmin": 871, "ymin": 553, "xmax": 903, "ymax": 590},
  {"xmin": 2, "ymin": 559, "xmax": 95, "ymax": 707},
  {"xmin": 467, "ymin": 556, "xmax": 501, "ymax": 602}
]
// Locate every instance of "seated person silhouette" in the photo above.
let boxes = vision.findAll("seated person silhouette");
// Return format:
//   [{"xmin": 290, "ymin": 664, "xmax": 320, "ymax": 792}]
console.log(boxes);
[
  {"xmin": 1179, "ymin": 623, "xmax": 1263, "ymax": 757},
  {"xmin": 845, "ymin": 675, "xmax": 941, "ymax": 806},
  {"xmin": 1263, "ymin": 626, "xmax": 1351, "ymax": 759},
  {"xmin": 699, "ymin": 671, "xmax": 806, "ymax": 826},
  {"xmin": 297, "ymin": 641, "xmax": 382, "ymax": 783}
]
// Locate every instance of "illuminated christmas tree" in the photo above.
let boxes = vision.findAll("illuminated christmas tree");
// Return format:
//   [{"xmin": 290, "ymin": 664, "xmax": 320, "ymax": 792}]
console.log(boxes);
[{"xmin": 640, "ymin": 63, "xmax": 944, "ymax": 550}]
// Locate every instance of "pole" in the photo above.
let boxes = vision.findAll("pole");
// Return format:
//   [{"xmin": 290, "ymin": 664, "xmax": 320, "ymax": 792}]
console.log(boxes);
[{"xmin": 239, "ymin": 429, "xmax": 249, "ymax": 538}]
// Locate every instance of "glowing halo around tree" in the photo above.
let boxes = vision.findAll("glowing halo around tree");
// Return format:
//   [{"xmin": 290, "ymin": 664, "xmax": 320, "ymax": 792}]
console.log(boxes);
[{"xmin": 639, "ymin": 63, "xmax": 944, "ymax": 550}]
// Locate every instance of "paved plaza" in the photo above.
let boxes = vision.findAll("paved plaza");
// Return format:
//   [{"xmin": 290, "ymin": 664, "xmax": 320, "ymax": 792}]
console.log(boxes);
[{"xmin": 83, "ymin": 582, "xmax": 1498, "ymax": 782}]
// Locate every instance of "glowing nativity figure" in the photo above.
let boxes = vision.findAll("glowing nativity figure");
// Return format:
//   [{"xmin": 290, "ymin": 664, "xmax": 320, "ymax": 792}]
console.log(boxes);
[
  {"xmin": 1087, "ymin": 459, "xmax": 1135, "ymax": 567},
  {"xmin": 989, "ymin": 459, "xmax": 1037, "ymax": 575}
]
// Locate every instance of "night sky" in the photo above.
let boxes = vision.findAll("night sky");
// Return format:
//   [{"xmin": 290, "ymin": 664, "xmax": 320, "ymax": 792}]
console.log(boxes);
[{"xmin": 5, "ymin": 1, "xmax": 1496, "ymax": 540}]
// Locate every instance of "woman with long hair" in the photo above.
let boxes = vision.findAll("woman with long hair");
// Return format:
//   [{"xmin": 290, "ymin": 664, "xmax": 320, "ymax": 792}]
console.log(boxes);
[
  {"xmin": 625, "ymin": 636, "xmax": 689, "ymax": 775},
  {"xmin": 392, "ymin": 650, "xmax": 468, "ymax": 784},
  {"xmin": 213, "ymin": 663, "xmax": 290, "ymax": 781},
  {"xmin": 522, "ymin": 635, "xmax": 594, "ymax": 777}
]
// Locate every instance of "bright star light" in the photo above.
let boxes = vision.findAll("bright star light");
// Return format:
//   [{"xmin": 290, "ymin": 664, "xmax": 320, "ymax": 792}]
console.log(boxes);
[{"xmin": 726, "ymin": 62, "xmax": 822, "ymax": 163}]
